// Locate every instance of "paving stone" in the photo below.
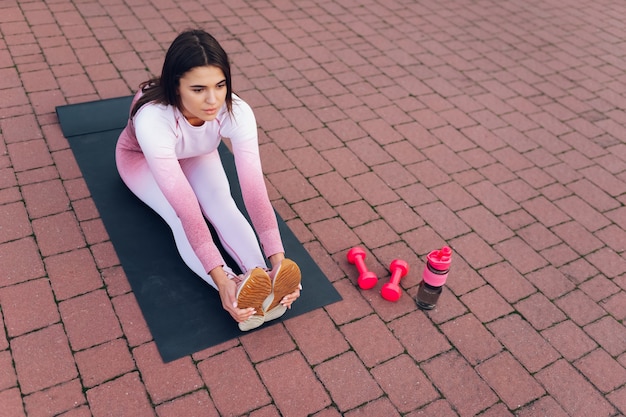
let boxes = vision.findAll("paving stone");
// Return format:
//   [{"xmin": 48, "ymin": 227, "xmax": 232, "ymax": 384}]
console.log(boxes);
[
  {"xmin": 574, "ymin": 348, "xmax": 626, "ymax": 393},
  {"xmin": 0, "ymin": 278, "xmax": 59, "ymax": 337},
  {"xmin": 583, "ymin": 316, "xmax": 626, "ymax": 357},
  {"xmin": 371, "ymin": 354, "xmax": 439, "ymax": 413},
  {"xmin": 515, "ymin": 396, "xmax": 569, "ymax": 417},
  {"xmin": 155, "ymin": 390, "xmax": 220, "ymax": 417},
  {"xmin": 440, "ymin": 313, "xmax": 502, "ymax": 365},
  {"xmin": 460, "ymin": 285, "xmax": 514, "ymax": 322},
  {"xmin": 487, "ymin": 315, "xmax": 560, "ymax": 373},
  {"xmin": 133, "ymin": 342, "xmax": 204, "ymax": 404},
  {"xmin": 479, "ymin": 261, "xmax": 537, "ymax": 303},
  {"xmin": 23, "ymin": 379, "xmax": 86, "ymax": 417},
  {"xmin": 421, "ymin": 351, "xmax": 498, "ymax": 417},
  {"xmin": 74, "ymin": 338, "xmax": 135, "ymax": 388},
  {"xmin": 542, "ymin": 320, "xmax": 598, "ymax": 361},
  {"xmin": 514, "ymin": 292, "xmax": 567, "ymax": 331},
  {"xmin": 44, "ymin": 247, "xmax": 103, "ymax": 300},
  {"xmin": 476, "ymin": 352, "xmax": 545, "ymax": 410},
  {"xmin": 198, "ymin": 347, "xmax": 271, "ymax": 416},
  {"xmin": 314, "ymin": 351, "xmax": 382, "ymax": 413},
  {"xmin": 258, "ymin": 351, "xmax": 331, "ymax": 417},
  {"xmin": 536, "ymin": 360, "xmax": 616, "ymax": 417},
  {"xmin": 60, "ymin": 289, "xmax": 123, "ymax": 351},
  {"xmin": 11, "ymin": 324, "xmax": 77, "ymax": 394},
  {"xmin": 0, "ymin": 349, "xmax": 17, "ymax": 391},
  {"xmin": 341, "ymin": 314, "xmax": 405, "ymax": 368},
  {"xmin": 0, "ymin": 388, "xmax": 26, "ymax": 417},
  {"xmin": 111, "ymin": 292, "xmax": 153, "ymax": 347},
  {"xmin": 554, "ymin": 289, "xmax": 606, "ymax": 326},
  {"xmin": 286, "ymin": 307, "xmax": 349, "ymax": 365},
  {"xmin": 389, "ymin": 311, "xmax": 451, "ymax": 362},
  {"xmin": 86, "ymin": 372, "xmax": 155, "ymax": 417},
  {"xmin": 239, "ymin": 322, "xmax": 296, "ymax": 363}
]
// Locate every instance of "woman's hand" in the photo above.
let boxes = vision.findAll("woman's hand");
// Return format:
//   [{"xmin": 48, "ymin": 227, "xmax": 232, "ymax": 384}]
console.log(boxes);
[
  {"xmin": 211, "ymin": 266, "xmax": 256, "ymax": 323},
  {"xmin": 280, "ymin": 286, "xmax": 301, "ymax": 309}
]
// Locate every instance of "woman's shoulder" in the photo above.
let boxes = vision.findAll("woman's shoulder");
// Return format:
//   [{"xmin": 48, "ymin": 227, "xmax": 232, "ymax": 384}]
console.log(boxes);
[{"xmin": 134, "ymin": 101, "xmax": 176, "ymax": 124}]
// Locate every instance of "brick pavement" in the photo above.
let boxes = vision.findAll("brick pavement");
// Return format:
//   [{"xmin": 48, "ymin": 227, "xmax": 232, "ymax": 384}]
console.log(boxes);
[{"xmin": 1, "ymin": 0, "xmax": 626, "ymax": 415}]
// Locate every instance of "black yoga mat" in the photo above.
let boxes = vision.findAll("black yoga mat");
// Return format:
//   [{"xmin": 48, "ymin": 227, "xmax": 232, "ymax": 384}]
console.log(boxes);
[{"xmin": 56, "ymin": 96, "xmax": 341, "ymax": 362}]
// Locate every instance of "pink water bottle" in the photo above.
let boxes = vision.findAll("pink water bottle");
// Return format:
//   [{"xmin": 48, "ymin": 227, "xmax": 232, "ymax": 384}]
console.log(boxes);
[{"xmin": 416, "ymin": 246, "xmax": 452, "ymax": 310}]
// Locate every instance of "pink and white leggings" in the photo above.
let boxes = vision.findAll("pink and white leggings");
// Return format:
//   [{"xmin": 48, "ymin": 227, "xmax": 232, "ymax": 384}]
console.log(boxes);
[{"xmin": 115, "ymin": 147, "xmax": 267, "ymax": 289}]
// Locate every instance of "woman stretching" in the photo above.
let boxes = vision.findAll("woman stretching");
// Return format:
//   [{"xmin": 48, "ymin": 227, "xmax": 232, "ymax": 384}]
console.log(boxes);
[{"xmin": 115, "ymin": 29, "xmax": 301, "ymax": 331}]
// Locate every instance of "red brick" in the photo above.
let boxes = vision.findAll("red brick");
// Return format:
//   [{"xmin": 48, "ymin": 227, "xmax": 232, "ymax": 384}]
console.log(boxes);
[
  {"xmin": 460, "ymin": 284, "xmax": 513, "ymax": 322},
  {"xmin": 536, "ymin": 360, "xmax": 615, "ymax": 417},
  {"xmin": 257, "ymin": 350, "xmax": 331, "ymax": 416},
  {"xmin": 348, "ymin": 171, "xmax": 400, "ymax": 206},
  {"xmin": 324, "ymin": 278, "xmax": 374, "ymax": 326},
  {"xmin": 371, "ymin": 354, "xmax": 438, "ymax": 413},
  {"xmin": 586, "ymin": 247, "xmax": 626, "ymax": 278},
  {"xmin": 7, "ymin": 139, "xmax": 53, "ymax": 172},
  {"xmin": 134, "ymin": 342, "xmax": 203, "ymax": 404},
  {"xmin": 415, "ymin": 202, "xmax": 471, "ymax": 240},
  {"xmin": 477, "ymin": 352, "xmax": 545, "ymax": 409},
  {"xmin": 479, "ymin": 261, "xmax": 536, "ymax": 302},
  {"xmin": 86, "ymin": 372, "xmax": 155, "ymax": 417},
  {"xmin": 406, "ymin": 399, "xmax": 457, "ymax": 417},
  {"xmin": 584, "ymin": 316, "xmax": 626, "ymax": 357},
  {"xmin": 320, "ymin": 147, "xmax": 369, "ymax": 178},
  {"xmin": 0, "ymin": 388, "xmax": 26, "ymax": 417},
  {"xmin": 1, "ymin": 114, "xmax": 43, "ymax": 144},
  {"xmin": 515, "ymin": 396, "xmax": 569, "ymax": 417},
  {"xmin": 389, "ymin": 311, "xmax": 451, "ymax": 362},
  {"xmin": 422, "ymin": 351, "xmax": 497, "ymax": 417},
  {"xmin": 494, "ymin": 237, "xmax": 548, "ymax": 275},
  {"xmin": 458, "ymin": 205, "xmax": 514, "ymax": 244},
  {"xmin": 344, "ymin": 397, "xmax": 401, "ymax": 417},
  {"xmin": 441, "ymin": 313, "xmax": 502, "ymax": 365},
  {"xmin": 575, "ymin": 348, "xmax": 626, "ymax": 393},
  {"xmin": 515, "ymin": 293, "xmax": 566, "ymax": 330},
  {"xmin": 309, "ymin": 218, "xmax": 360, "ymax": 254},
  {"xmin": 198, "ymin": 347, "xmax": 271, "ymax": 416},
  {"xmin": 315, "ymin": 351, "xmax": 382, "ymax": 412},
  {"xmin": 0, "ymin": 237, "xmax": 45, "ymax": 287},
  {"xmin": 0, "ymin": 349, "xmax": 17, "ymax": 391},
  {"xmin": 60, "ymin": 290, "xmax": 123, "ymax": 351},
  {"xmin": 554, "ymin": 289, "xmax": 606, "ymax": 326},
  {"xmin": 155, "ymin": 390, "xmax": 220, "ymax": 417},
  {"xmin": 286, "ymin": 307, "xmax": 349, "ymax": 364},
  {"xmin": 238, "ymin": 324, "xmax": 295, "ymax": 364},
  {"xmin": 578, "ymin": 275, "xmax": 620, "ymax": 302},
  {"xmin": 488, "ymin": 315, "xmax": 560, "ymax": 373},
  {"xmin": 0, "ymin": 201, "xmax": 32, "ymax": 244},
  {"xmin": 266, "ymin": 169, "xmax": 318, "ymax": 204},
  {"xmin": 44, "ymin": 248, "xmax": 103, "ymax": 300},
  {"xmin": 292, "ymin": 197, "xmax": 336, "ymax": 224},
  {"xmin": 525, "ymin": 266, "xmax": 575, "ymax": 299},
  {"xmin": 21, "ymin": 178, "xmax": 69, "ymax": 218},
  {"xmin": 552, "ymin": 221, "xmax": 604, "ymax": 255},
  {"xmin": 111, "ymin": 293, "xmax": 152, "ymax": 347},
  {"xmin": 32, "ymin": 211, "xmax": 85, "ymax": 256},
  {"xmin": 341, "ymin": 314, "xmax": 404, "ymax": 367},
  {"xmin": 90, "ymin": 240, "xmax": 120, "ymax": 269},
  {"xmin": 450, "ymin": 232, "xmax": 503, "ymax": 270},
  {"xmin": 11, "ymin": 324, "xmax": 78, "ymax": 394},
  {"xmin": 23, "ymin": 379, "xmax": 86, "ymax": 417},
  {"xmin": 74, "ymin": 338, "xmax": 135, "ymax": 388},
  {"xmin": 595, "ymin": 224, "xmax": 626, "ymax": 254},
  {"xmin": 521, "ymin": 196, "xmax": 570, "ymax": 227},
  {"xmin": 600, "ymin": 291, "xmax": 626, "ymax": 320},
  {"xmin": 0, "ymin": 278, "xmax": 59, "ymax": 337}
]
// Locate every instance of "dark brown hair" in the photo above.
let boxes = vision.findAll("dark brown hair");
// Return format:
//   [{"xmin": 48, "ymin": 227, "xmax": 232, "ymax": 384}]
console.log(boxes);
[{"xmin": 131, "ymin": 29, "xmax": 233, "ymax": 117}]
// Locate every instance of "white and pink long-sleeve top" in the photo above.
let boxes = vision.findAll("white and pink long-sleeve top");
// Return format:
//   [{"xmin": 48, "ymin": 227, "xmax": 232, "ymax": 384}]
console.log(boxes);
[{"xmin": 116, "ymin": 93, "xmax": 284, "ymax": 274}]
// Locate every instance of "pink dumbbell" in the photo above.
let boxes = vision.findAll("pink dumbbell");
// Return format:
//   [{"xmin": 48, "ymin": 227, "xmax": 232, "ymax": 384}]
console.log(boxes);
[
  {"xmin": 347, "ymin": 247, "xmax": 378, "ymax": 290},
  {"xmin": 381, "ymin": 259, "xmax": 409, "ymax": 302}
]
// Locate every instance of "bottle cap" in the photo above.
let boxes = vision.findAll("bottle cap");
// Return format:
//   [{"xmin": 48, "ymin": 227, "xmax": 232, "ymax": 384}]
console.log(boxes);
[{"xmin": 427, "ymin": 246, "xmax": 452, "ymax": 271}]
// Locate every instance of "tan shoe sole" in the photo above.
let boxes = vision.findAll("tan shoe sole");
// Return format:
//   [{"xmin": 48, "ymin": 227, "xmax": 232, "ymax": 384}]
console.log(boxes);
[
  {"xmin": 236, "ymin": 268, "xmax": 272, "ymax": 331},
  {"xmin": 264, "ymin": 259, "xmax": 301, "ymax": 323}
]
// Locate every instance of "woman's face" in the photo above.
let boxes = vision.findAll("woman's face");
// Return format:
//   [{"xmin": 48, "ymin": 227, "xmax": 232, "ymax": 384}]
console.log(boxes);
[{"xmin": 177, "ymin": 65, "xmax": 227, "ymax": 125}]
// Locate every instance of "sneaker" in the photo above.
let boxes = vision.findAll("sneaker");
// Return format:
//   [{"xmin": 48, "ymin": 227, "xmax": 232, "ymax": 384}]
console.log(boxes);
[
  {"xmin": 263, "ymin": 259, "xmax": 301, "ymax": 323},
  {"xmin": 233, "ymin": 267, "xmax": 272, "ymax": 331}
]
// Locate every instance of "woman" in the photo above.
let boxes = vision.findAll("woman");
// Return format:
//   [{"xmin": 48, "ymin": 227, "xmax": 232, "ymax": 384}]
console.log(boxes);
[{"xmin": 115, "ymin": 29, "xmax": 301, "ymax": 331}]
